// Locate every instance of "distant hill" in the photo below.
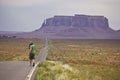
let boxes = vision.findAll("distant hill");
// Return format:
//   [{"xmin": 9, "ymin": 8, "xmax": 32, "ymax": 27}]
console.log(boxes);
[
  {"xmin": 0, "ymin": 31, "xmax": 22, "ymax": 38},
  {"xmin": 11, "ymin": 14, "xmax": 120, "ymax": 39}
]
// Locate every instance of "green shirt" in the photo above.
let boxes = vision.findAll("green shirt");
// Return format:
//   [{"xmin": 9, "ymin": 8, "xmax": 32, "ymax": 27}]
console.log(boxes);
[{"xmin": 30, "ymin": 44, "xmax": 36, "ymax": 54}]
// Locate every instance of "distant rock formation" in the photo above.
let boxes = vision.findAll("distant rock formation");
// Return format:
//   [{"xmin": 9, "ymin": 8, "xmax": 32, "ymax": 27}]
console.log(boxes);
[
  {"xmin": 42, "ymin": 15, "xmax": 109, "ymax": 29},
  {"xmin": 17, "ymin": 14, "xmax": 120, "ymax": 39}
]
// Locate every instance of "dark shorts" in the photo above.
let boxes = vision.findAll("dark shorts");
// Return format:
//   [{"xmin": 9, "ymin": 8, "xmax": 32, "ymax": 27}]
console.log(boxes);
[{"xmin": 29, "ymin": 53, "xmax": 35, "ymax": 60}]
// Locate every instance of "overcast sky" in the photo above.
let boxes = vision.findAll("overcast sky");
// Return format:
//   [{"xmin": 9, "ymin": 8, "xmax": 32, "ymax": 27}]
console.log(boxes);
[{"xmin": 0, "ymin": 0, "xmax": 120, "ymax": 32}]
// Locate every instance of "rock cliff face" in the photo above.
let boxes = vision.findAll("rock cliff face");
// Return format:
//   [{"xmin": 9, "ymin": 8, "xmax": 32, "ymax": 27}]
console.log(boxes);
[
  {"xmin": 18, "ymin": 14, "xmax": 120, "ymax": 39},
  {"xmin": 42, "ymin": 15, "xmax": 109, "ymax": 29}
]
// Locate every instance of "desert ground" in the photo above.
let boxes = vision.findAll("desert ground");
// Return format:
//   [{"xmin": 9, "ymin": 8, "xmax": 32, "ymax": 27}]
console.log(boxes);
[
  {"xmin": 0, "ymin": 38, "xmax": 43, "ymax": 61},
  {"xmin": 0, "ymin": 38, "xmax": 120, "ymax": 80},
  {"xmin": 35, "ymin": 39, "xmax": 120, "ymax": 80}
]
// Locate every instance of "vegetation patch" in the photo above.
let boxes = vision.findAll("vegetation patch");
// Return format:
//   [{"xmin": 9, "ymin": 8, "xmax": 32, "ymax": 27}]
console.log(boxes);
[
  {"xmin": 45, "ymin": 39, "xmax": 120, "ymax": 80},
  {"xmin": 0, "ymin": 38, "xmax": 43, "ymax": 61},
  {"xmin": 35, "ymin": 61, "xmax": 80, "ymax": 80}
]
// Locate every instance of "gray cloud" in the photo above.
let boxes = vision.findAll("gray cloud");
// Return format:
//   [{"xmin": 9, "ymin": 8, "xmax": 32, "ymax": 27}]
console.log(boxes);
[
  {"xmin": 0, "ymin": 0, "xmax": 120, "ymax": 31},
  {"xmin": 0, "ymin": 0, "xmax": 51, "ymax": 7}
]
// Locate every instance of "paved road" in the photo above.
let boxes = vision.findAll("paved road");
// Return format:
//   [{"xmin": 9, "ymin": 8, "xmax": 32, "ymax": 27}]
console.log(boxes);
[
  {"xmin": 0, "ymin": 61, "xmax": 31, "ymax": 80},
  {"xmin": 35, "ymin": 46, "xmax": 47, "ymax": 62},
  {"xmin": 0, "ymin": 39, "xmax": 48, "ymax": 80},
  {"xmin": 36, "ymin": 38, "xmax": 48, "ymax": 62}
]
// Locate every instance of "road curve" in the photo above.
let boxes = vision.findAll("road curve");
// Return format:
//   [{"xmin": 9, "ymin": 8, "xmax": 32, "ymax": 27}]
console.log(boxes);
[{"xmin": 0, "ymin": 39, "xmax": 48, "ymax": 80}]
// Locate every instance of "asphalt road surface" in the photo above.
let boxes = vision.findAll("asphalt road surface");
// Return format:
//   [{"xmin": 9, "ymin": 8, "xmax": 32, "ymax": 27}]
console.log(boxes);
[
  {"xmin": 0, "ymin": 39, "xmax": 48, "ymax": 80},
  {"xmin": 0, "ymin": 61, "xmax": 31, "ymax": 80}
]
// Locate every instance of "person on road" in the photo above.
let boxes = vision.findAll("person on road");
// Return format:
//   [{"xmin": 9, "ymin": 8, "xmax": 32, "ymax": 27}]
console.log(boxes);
[{"xmin": 29, "ymin": 41, "xmax": 36, "ymax": 67}]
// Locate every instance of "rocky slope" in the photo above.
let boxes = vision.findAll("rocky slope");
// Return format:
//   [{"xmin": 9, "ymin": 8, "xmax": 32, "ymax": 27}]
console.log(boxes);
[{"xmin": 17, "ymin": 14, "xmax": 120, "ymax": 39}]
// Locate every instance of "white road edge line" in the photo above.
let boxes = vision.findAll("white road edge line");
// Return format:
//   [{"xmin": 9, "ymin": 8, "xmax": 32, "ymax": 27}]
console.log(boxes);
[
  {"xmin": 25, "ymin": 62, "xmax": 39, "ymax": 80},
  {"xmin": 25, "ymin": 39, "xmax": 48, "ymax": 80}
]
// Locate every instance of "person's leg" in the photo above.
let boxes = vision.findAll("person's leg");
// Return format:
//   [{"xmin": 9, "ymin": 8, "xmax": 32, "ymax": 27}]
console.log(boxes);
[
  {"xmin": 30, "ymin": 60, "xmax": 32, "ymax": 66},
  {"xmin": 29, "ymin": 53, "xmax": 33, "ymax": 66},
  {"xmin": 32, "ymin": 54, "xmax": 35, "ymax": 66},
  {"xmin": 30, "ymin": 54, "xmax": 35, "ymax": 67},
  {"xmin": 32, "ymin": 59, "xmax": 35, "ymax": 66}
]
